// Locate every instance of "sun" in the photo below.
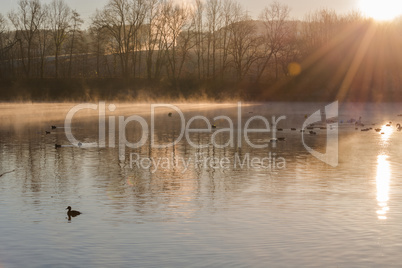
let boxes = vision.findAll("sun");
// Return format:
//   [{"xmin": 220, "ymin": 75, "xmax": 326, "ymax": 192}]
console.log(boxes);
[{"xmin": 359, "ymin": 0, "xmax": 402, "ymax": 21}]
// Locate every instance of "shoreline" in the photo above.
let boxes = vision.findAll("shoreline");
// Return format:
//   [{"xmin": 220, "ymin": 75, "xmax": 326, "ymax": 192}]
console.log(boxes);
[{"xmin": 0, "ymin": 77, "xmax": 400, "ymax": 103}]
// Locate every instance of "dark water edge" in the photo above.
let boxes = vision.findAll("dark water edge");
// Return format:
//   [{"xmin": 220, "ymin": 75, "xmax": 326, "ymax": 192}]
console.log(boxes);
[{"xmin": 0, "ymin": 78, "xmax": 400, "ymax": 102}]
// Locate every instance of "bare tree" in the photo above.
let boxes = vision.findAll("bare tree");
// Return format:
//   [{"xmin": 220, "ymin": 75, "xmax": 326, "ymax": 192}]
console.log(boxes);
[
  {"xmin": 92, "ymin": 0, "xmax": 148, "ymax": 78},
  {"xmin": 8, "ymin": 0, "xmax": 45, "ymax": 77},
  {"xmin": 192, "ymin": 0, "xmax": 205, "ymax": 79},
  {"xmin": 0, "ymin": 13, "xmax": 6, "ymax": 35},
  {"xmin": 228, "ymin": 3, "xmax": 260, "ymax": 81},
  {"xmin": 257, "ymin": 1, "xmax": 292, "ymax": 81},
  {"xmin": 277, "ymin": 20, "xmax": 299, "ymax": 77},
  {"xmin": 67, "ymin": 10, "xmax": 83, "ymax": 78},
  {"xmin": 217, "ymin": 0, "xmax": 234, "ymax": 80},
  {"xmin": 301, "ymin": 9, "xmax": 339, "ymax": 54},
  {"xmin": 0, "ymin": 13, "xmax": 8, "ymax": 55},
  {"xmin": 129, "ymin": 0, "xmax": 148, "ymax": 77},
  {"xmin": 341, "ymin": 10, "xmax": 364, "ymax": 24},
  {"xmin": 89, "ymin": 24, "xmax": 109, "ymax": 77},
  {"xmin": 205, "ymin": 0, "xmax": 221, "ymax": 78},
  {"xmin": 0, "ymin": 13, "xmax": 9, "ymax": 77},
  {"xmin": 37, "ymin": 4, "xmax": 50, "ymax": 78},
  {"xmin": 0, "ymin": 15, "xmax": 20, "ymax": 78},
  {"xmin": 144, "ymin": 0, "xmax": 164, "ymax": 80},
  {"xmin": 49, "ymin": 0, "xmax": 72, "ymax": 78},
  {"xmin": 159, "ymin": 1, "xmax": 194, "ymax": 84}
]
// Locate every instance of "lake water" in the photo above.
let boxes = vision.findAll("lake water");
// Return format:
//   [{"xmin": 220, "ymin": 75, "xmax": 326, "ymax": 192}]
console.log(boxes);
[{"xmin": 1, "ymin": 102, "xmax": 402, "ymax": 267}]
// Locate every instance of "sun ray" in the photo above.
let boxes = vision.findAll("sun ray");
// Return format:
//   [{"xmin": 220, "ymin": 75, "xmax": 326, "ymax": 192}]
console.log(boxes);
[{"xmin": 336, "ymin": 23, "xmax": 376, "ymax": 101}]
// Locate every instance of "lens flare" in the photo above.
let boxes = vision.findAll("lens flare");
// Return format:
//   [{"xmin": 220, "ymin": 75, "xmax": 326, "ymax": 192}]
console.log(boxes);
[
  {"xmin": 126, "ymin": 175, "xmax": 136, "ymax": 187},
  {"xmin": 288, "ymin": 62, "xmax": 302, "ymax": 76}
]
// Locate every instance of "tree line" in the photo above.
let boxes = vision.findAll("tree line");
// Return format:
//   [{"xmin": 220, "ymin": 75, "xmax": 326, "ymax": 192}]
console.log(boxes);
[{"xmin": 0, "ymin": 0, "xmax": 401, "ymax": 100}]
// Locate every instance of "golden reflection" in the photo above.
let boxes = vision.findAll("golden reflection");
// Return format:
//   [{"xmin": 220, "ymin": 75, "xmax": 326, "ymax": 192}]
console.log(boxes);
[
  {"xmin": 376, "ymin": 155, "xmax": 390, "ymax": 220},
  {"xmin": 380, "ymin": 124, "xmax": 393, "ymax": 141}
]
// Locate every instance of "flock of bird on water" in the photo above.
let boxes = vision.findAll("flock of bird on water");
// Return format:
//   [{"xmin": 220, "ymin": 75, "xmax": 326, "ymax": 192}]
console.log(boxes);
[
  {"xmin": 42, "ymin": 113, "xmax": 402, "ymax": 219},
  {"xmin": 0, "ymin": 111, "xmax": 400, "ymax": 221},
  {"xmin": 48, "ymin": 113, "xmax": 402, "ymax": 147},
  {"xmin": 1, "ymin": 112, "xmax": 401, "ymax": 221}
]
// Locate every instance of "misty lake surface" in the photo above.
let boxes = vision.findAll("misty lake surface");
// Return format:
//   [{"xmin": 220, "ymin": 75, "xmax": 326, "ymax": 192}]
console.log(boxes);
[{"xmin": 1, "ymin": 102, "xmax": 402, "ymax": 267}]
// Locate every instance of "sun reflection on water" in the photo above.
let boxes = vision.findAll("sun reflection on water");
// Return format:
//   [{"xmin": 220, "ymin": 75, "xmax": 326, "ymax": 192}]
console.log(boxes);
[
  {"xmin": 380, "ymin": 124, "xmax": 393, "ymax": 141},
  {"xmin": 376, "ymin": 154, "xmax": 390, "ymax": 220}
]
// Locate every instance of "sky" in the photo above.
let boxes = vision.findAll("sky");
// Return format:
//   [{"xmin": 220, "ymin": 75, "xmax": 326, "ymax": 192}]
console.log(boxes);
[{"xmin": 0, "ymin": 0, "xmax": 362, "ymax": 26}]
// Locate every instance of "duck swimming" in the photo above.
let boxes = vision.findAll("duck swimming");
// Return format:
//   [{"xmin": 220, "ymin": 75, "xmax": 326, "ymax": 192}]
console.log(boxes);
[
  {"xmin": 355, "ymin": 116, "xmax": 364, "ymax": 127},
  {"xmin": 66, "ymin": 206, "xmax": 82, "ymax": 217}
]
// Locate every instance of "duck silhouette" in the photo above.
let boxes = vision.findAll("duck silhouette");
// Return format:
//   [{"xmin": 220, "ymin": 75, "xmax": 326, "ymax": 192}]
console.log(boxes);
[{"xmin": 66, "ymin": 206, "xmax": 82, "ymax": 218}]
